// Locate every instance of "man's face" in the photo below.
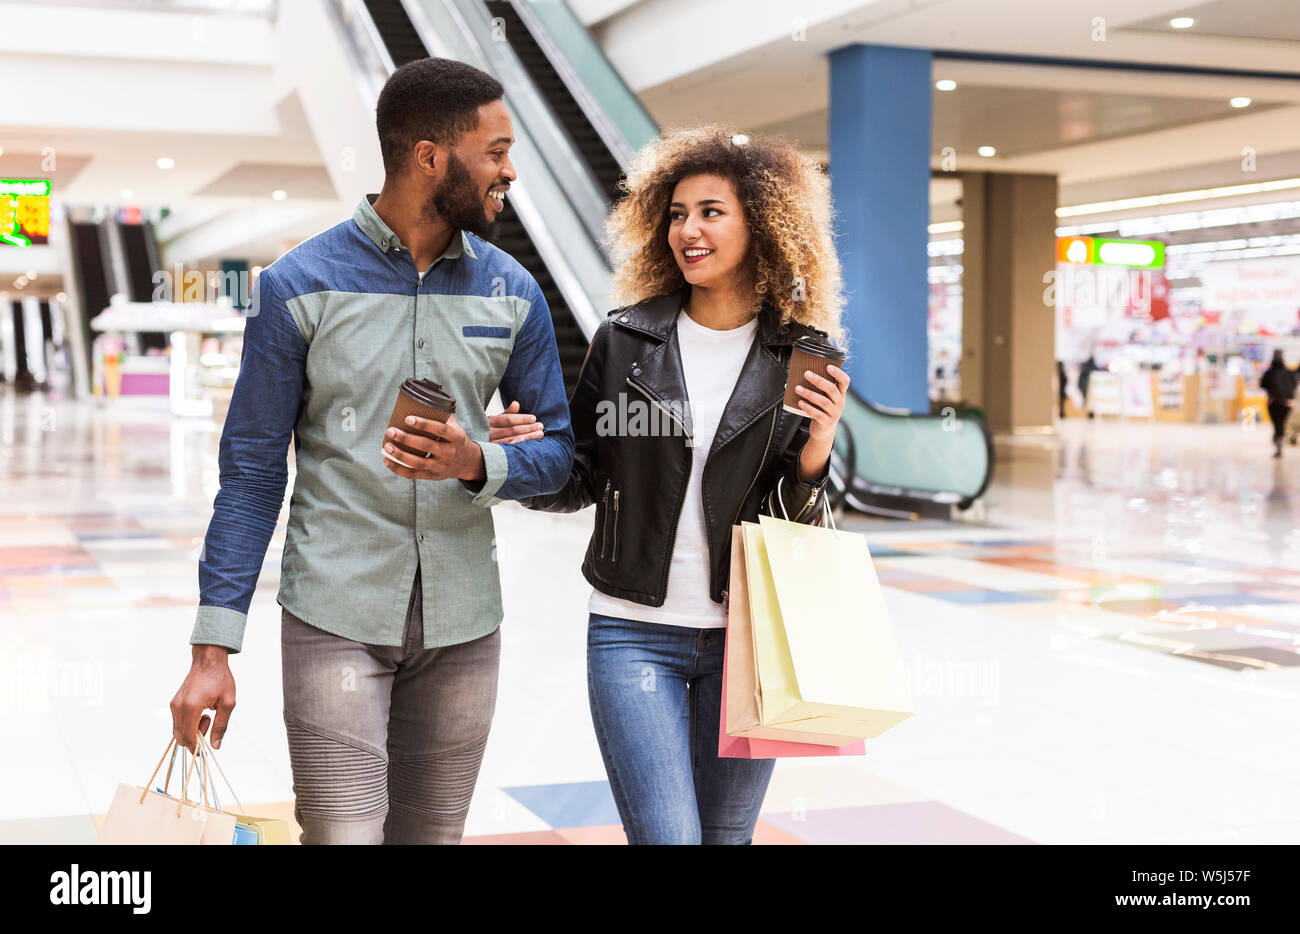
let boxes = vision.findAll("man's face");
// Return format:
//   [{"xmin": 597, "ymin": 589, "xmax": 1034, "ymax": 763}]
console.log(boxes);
[{"xmin": 423, "ymin": 99, "xmax": 516, "ymax": 238}]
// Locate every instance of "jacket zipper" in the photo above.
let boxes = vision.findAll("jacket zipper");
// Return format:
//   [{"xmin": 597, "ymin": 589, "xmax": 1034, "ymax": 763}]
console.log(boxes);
[
  {"xmin": 600, "ymin": 478, "xmax": 611, "ymax": 559},
  {"xmin": 627, "ymin": 376, "xmax": 691, "ymax": 599},
  {"xmin": 730, "ymin": 403, "xmax": 780, "ymax": 530},
  {"xmin": 792, "ymin": 484, "xmax": 820, "ymax": 523},
  {"xmin": 611, "ymin": 490, "xmax": 621, "ymax": 563}
]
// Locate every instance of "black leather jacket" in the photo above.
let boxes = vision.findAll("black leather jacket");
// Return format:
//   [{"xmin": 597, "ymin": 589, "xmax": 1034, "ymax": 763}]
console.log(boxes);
[{"xmin": 522, "ymin": 288, "xmax": 831, "ymax": 607}]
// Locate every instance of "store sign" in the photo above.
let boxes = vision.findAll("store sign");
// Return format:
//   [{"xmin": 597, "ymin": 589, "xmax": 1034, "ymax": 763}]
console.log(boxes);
[
  {"xmin": 1200, "ymin": 256, "xmax": 1300, "ymax": 320},
  {"xmin": 1056, "ymin": 236, "xmax": 1165, "ymax": 268},
  {"xmin": 1, "ymin": 178, "xmax": 51, "ymax": 247}
]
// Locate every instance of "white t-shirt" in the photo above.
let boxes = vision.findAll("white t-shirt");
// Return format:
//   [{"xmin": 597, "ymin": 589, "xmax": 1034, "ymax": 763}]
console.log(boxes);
[{"xmin": 588, "ymin": 309, "xmax": 759, "ymax": 629}]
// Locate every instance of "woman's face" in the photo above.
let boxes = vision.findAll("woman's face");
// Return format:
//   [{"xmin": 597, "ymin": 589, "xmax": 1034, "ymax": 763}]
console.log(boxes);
[{"xmin": 667, "ymin": 173, "xmax": 751, "ymax": 290}]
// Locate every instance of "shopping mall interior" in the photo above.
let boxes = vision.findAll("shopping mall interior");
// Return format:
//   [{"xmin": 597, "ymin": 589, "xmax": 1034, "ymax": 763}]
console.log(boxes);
[{"xmin": 3, "ymin": 0, "xmax": 1300, "ymax": 847}]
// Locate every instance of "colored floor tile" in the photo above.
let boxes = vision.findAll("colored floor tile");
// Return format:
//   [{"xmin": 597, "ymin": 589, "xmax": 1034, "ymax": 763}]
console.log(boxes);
[
  {"xmin": 763, "ymin": 802, "xmax": 1034, "ymax": 845},
  {"xmin": 503, "ymin": 780, "xmax": 622, "ymax": 829}
]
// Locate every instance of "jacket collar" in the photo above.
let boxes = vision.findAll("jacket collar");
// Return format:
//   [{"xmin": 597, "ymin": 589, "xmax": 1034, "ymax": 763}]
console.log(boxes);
[{"xmin": 610, "ymin": 286, "xmax": 806, "ymax": 348}]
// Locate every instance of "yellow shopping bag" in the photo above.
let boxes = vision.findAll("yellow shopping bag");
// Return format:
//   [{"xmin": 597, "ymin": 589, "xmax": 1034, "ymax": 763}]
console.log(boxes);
[
  {"xmin": 726, "ymin": 524, "xmax": 866, "ymax": 747},
  {"xmin": 742, "ymin": 497, "xmax": 913, "ymax": 741}
]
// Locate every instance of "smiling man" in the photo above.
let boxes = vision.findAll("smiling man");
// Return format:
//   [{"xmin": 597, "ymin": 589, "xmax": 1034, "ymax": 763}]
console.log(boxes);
[{"xmin": 169, "ymin": 58, "xmax": 574, "ymax": 844}]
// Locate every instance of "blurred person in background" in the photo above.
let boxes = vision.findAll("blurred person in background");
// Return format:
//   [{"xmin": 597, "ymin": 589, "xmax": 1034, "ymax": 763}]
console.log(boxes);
[{"xmin": 1260, "ymin": 348, "xmax": 1297, "ymax": 458}]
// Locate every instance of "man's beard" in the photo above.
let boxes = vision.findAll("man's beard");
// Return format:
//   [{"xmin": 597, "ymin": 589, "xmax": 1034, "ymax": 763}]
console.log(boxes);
[{"xmin": 424, "ymin": 152, "xmax": 496, "ymax": 239}]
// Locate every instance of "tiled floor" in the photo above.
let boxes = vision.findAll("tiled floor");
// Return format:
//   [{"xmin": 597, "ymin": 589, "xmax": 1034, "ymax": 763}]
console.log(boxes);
[{"xmin": 2, "ymin": 388, "xmax": 1298, "ymax": 843}]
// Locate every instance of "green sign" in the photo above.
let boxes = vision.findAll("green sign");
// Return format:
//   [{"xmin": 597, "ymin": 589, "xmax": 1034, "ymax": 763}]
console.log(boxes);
[{"xmin": 1093, "ymin": 238, "xmax": 1164, "ymax": 269}]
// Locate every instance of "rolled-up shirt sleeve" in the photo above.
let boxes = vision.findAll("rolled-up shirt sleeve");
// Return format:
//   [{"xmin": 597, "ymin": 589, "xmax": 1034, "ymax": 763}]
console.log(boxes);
[
  {"xmin": 464, "ymin": 279, "xmax": 574, "ymax": 506},
  {"xmin": 191, "ymin": 270, "xmax": 306, "ymax": 653}
]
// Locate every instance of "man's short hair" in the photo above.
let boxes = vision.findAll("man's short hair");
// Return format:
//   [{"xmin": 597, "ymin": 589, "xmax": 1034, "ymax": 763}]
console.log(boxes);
[{"xmin": 376, "ymin": 58, "xmax": 505, "ymax": 175}]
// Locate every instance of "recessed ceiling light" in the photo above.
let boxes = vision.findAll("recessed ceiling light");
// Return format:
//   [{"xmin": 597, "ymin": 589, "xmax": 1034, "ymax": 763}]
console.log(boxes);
[
  {"xmin": 26, "ymin": 270, "xmax": 37, "ymax": 279},
  {"xmin": 56, "ymin": 291, "xmax": 67, "ymax": 302},
  {"xmin": 120, "ymin": 189, "xmax": 134, "ymax": 200},
  {"xmin": 1170, "ymin": 17, "xmax": 1195, "ymax": 29},
  {"xmin": 935, "ymin": 79, "xmax": 957, "ymax": 91},
  {"xmin": 250, "ymin": 265, "xmax": 263, "ymax": 276},
  {"xmin": 156, "ymin": 157, "xmax": 175, "ymax": 170},
  {"xmin": 271, "ymin": 189, "xmax": 287, "ymax": 200},
  {"xmin": 978, "ymin": 145, "xmax": 996, "ymax": 157},
  {"xmin": 1230, "ymin": 97, "xmax": 1252, "ymax": 108},
  {"xmin": 15, "ymin": 276, "xmax": 28, "ymax": 288}
]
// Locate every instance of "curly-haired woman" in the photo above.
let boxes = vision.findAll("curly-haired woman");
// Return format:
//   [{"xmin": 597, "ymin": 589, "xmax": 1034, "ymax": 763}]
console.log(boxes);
[{"xmin": 495, "ymin": 127, "xmax": 851, "ymax": 844}]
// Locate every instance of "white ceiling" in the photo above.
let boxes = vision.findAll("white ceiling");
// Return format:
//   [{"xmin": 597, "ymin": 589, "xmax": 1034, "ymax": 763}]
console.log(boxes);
[
  {"xmin": 5, "ymin": 0, "xmax": 1300, "ymax": 268},
  {"xmin": 594, "ymin": 0, "xmax": 1300, "ymax": 213}
]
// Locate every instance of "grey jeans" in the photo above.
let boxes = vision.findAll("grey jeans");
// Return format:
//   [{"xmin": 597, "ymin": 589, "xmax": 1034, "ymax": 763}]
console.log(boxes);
[{"xmin": 280, "ymin": 569, "xmax": 501, "ymax": 844}]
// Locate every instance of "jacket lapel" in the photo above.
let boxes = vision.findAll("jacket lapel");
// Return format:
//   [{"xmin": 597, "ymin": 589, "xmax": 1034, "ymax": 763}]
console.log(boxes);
[{"xmin": 611, "ymin": 288, "xmax": 799, "ymax": 453}]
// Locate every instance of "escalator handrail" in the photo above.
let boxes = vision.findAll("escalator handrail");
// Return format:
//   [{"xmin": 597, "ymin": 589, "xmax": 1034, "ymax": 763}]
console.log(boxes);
[
  {"xmin": 328, "ymin": 0, "xmax": 396, "ymax": 102},
  {"xmin": 505, "ymin": 0, "xmax": 653, "ymax": 167},
  {"xmin": 841, "ymin": 383, "xmax": 995, "ymax": 508},
  {"xmin": 827, "ymin": 414, "xmax": 856, "ymax": 515}
]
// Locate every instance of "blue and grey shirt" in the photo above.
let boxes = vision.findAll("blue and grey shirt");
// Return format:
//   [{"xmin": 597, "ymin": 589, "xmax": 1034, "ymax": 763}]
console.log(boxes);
[{"xmin": 191, "ymin": 195, "xmax": 574, "ymax": 652}]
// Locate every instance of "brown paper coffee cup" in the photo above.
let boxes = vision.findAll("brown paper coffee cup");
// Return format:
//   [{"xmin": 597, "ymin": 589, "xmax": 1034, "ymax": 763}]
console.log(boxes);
[
  {"xmin": 384, "ymin": 379, "xmax": 456, "ymax": 464},
  {"xmin": 783, "ymin": 336, "xmax": 846, "ymax": 417}
]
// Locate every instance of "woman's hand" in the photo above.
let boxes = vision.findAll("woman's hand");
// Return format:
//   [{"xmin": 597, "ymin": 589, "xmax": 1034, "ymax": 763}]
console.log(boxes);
[
  {"xmin": 795, "ymin": 364, "xmax": 849, "ymax": 444},
  {"xmin": 795, "ymin": 364, "xmax": 848, "ymax": 482},
  {"xmin": 489, "ymin": 400, "xmax": 544, "ymax": 444}
]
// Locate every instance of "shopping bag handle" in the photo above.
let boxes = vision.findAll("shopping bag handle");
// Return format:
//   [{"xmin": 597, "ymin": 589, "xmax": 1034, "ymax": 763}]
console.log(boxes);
[
  {"xmin": 140, "ymin": 738, "xmax": 177, "ymax": 805},
  {"xmin": 196, "ymin": 731, "xmax": 246, "ymax": 816},
  {"xmin": 139, "ymin": 736, "xmax": 207, "ymax": 817}
]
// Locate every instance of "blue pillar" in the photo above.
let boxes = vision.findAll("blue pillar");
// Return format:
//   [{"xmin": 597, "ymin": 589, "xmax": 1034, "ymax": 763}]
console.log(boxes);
[{"xmin": 828, "ymin": 44, "xmax": 932, "ymax": 412}]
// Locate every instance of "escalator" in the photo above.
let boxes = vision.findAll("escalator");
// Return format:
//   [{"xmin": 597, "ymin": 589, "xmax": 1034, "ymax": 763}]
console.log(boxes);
[
  {"xmin": 483, "ymin": 0, "xmax": 622, "ymax": 204},
  {"xmin": 69, "ymin": 220, "xmax": 112, "ymax": 381},
  {"xmin": 120, "ymin": 218, "xmax": 169, "ymax": 351}
]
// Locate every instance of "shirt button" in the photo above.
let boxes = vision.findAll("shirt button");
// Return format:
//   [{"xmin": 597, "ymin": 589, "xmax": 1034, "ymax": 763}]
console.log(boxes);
[
  {"xmin": 418, "ymin": 532, "xmax": 425, "ymax": 543},
  {"xmin": 620, "ymin": 314, "xmax": 629, "ymax": 322},
  {"xmin": 632, "ymin": 367, "xmax": 641, "ymax": 377},
  {"xmin": 417, "ymin": 338, "xmax": 425, "ymax": 348}
]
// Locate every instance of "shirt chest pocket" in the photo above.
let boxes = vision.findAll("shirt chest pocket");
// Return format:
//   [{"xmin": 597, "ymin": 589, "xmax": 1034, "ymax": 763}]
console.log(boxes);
[{"xmin": 455, "ymin": 324, "xmax": 515, "ymax": 385}]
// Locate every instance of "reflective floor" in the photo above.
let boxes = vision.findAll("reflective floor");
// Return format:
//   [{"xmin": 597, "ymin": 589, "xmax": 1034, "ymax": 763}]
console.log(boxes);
[{"xmin": 1, "ymin": 388, "xmax": 1297, "ymax": 843}]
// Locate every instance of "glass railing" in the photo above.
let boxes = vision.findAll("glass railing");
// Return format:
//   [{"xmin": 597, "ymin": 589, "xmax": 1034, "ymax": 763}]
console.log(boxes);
[
  {"xmin": 512, "ymin": 0, "xmax": 658, "ymax": 165},
  {"xmin": 838, "ymin": 388, "xmax": 993, "ymax": 507}
]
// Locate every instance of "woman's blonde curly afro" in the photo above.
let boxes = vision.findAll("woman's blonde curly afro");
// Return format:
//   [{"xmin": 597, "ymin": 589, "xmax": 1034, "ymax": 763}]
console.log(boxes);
[{"xmin": 605, "ymin": 126, "xmax": 846, "ymax": 349}]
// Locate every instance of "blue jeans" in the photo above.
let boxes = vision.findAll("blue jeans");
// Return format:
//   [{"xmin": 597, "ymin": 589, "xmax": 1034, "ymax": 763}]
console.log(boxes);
[{"xmin": 587, "ymin": 614, "xmax": 776, "ymax": 844}]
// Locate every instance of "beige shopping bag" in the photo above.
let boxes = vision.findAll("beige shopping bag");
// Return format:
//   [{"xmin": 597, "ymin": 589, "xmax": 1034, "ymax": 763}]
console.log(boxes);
[
  {"xmin": 99, "ymin": 737, "xmax": 235, "ymax": 845},
  {"xmin": 745, "ymin": 508, "xmax": 914, "ymax": 740}
]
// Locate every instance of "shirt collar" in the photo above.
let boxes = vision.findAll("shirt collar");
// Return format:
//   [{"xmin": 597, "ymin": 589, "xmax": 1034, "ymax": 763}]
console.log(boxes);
[{"xmin": 353, "ymin": 194, "xmax": 478, "ymax": 262}]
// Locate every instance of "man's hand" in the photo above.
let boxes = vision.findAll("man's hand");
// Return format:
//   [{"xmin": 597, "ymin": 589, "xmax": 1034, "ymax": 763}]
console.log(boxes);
[
  {"xmin": 382, "ymin": 414, "xmax": 487, "ymax": 482},
  {"xmin": 170, "ymin": 644, "xmax": 236, "ymax": 752},
  {"xmin": 489, "ymin": 400, "xmax": 543, "ymax": 444}
]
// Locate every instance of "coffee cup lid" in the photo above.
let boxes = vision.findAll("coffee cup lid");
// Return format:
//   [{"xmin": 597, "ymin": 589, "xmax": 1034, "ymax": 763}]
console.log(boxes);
[
  {"xmin": 793, "ymin": 334, "xmax": 844, "ymax": 359},
  {"xmin": 400, "ymin": 377, "xmax": 456, "ymax": 412}
]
